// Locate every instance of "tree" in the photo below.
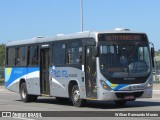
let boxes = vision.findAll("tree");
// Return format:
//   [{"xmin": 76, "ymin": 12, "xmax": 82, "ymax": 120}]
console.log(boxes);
[{"xmin": 0, "ymin": 44, "xmax": 5, "ymax": 66}]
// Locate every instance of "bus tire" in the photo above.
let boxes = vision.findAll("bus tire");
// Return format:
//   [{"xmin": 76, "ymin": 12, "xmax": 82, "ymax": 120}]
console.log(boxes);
[
  {"xmin": 71, "ymin": 85, "xmax": 85, "ymax": 107},
  {"xmin": 20, "ymin": 82, "xmax": 35, "ymax": 102},
  {"xmin": 114, "ymin": 100, "xmax": 127, "ymax": 106}
]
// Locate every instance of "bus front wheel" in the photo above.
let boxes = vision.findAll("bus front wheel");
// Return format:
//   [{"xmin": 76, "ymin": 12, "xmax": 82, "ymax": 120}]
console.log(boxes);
[{"xmin": 71, "ymin": 85, "xmax": 85, "ymax": 107}]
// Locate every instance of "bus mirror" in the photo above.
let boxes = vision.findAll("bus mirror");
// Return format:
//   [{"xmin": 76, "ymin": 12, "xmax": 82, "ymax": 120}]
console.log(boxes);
[
  {"xmin": 151, "ymin": 47, "xmax": 155, "ymax": 68},
  {"xmin": 151, "ymin": 47, "xmax": 155, "ymax": 57}
]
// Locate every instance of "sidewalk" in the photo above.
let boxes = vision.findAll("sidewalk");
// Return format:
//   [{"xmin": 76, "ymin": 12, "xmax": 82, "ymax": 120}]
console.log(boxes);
[{"xmin": 153, "ymin": 84, "xmax": 160, "ymax": 90}]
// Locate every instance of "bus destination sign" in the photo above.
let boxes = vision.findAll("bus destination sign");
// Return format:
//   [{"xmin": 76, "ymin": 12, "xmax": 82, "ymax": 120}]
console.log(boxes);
[{"xmin": 98, "ymin": 34, "xmax": 146, "ymax": 41}]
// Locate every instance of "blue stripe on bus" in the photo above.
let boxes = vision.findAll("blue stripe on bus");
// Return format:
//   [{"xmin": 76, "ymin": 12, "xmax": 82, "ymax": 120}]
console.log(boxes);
[
  {"xmin": 5, "ymin": 67, "xmax": 39, "ymax": 88},
  {"xmin": 106, "ymin": 80, "xmax": 128, "ymax": 91},
  {"xmin": 113, "ymin": 84, "xmax": 128, "ymax": 91}
]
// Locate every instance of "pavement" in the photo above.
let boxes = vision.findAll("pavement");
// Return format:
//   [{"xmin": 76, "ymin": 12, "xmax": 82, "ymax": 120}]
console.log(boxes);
[{"xmin": 153, "ymin": 83, "xmax": 160, "ymax": 88}]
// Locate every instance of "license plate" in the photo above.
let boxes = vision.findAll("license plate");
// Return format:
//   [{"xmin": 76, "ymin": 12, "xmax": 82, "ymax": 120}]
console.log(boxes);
[{"xmin": 124, "ymin": 95, "xmax": 134, "ymax": 99}]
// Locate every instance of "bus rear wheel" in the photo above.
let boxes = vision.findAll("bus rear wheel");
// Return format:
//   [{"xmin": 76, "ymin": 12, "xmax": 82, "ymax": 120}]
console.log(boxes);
[
  {"xmin": 20, "ymin": 82, "xmax": 37, "ymax": 102},
  {"xmin": 71, "ymin": 85, "xmax": 85, "ymax": 107}
]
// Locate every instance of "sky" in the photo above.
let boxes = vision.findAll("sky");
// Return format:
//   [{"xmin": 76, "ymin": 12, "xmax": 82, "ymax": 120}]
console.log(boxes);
[{"xmin": 0, "ymin": 0, "xmax": 160, "ymax": 50}]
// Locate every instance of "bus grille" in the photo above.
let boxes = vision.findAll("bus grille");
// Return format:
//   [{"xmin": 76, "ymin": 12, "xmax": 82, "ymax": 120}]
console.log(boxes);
[{"xmin": 115, "ymin": 91, "xmax": 144, "ymax": 99}]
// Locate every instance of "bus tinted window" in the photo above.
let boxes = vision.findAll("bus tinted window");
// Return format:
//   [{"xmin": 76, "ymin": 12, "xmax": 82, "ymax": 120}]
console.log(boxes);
[
  {"xmin": 21, "ymin": 47, "xmax": 27, "ymax": 66},
  {"xmin": 67, "ymin": 41, "xmax": 82, "ymax": 64},
  {"xmin": 138, "ymin": 47, "xmax": 150, "ymax": 66},
  {"xmin": 29, "ymin": 46, "xmax": 39, "ymax": 65},
  {"xmin": 52, "ymin": 43, "xmax": 66, "ymax": 65},
  {"xmin": 7, "ymin": 47, "xmax": 15, "ymax": 66},
  {"xmin": 15, "ymin": 47, "xmax": 21, "ymax": 65}
]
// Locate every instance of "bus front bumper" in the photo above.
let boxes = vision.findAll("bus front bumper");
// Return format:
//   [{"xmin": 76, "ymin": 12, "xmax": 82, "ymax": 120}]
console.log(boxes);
[{"xmin": 100, "ymin": 88, "xmax": 152, "ymax": 101}]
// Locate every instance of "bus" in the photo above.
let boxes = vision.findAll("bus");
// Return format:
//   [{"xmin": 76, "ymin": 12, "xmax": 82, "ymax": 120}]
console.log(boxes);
[{"xmin": 5, "ymin": 28, "xmax": 155, "ymax": 107}]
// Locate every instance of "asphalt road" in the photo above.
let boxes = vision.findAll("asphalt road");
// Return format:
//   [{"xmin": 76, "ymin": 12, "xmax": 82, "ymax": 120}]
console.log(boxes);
[{"xmin": 0, "ymin": 85, "xmax": 160, "ymax": 120}]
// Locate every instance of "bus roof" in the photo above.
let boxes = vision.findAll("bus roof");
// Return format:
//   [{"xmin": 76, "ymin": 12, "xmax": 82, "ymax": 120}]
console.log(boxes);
[{"xmin": 6, "ymin": 29, "xmax": 146, "ymax": 47}]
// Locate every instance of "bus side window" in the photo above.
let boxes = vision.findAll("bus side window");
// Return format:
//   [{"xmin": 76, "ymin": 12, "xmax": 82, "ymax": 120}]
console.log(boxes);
[
  {"xmin": 79, "ymin": 47, "xmax": 82, "ymax": 64},
  {"xmin": 15, "ymin": 47, "xmax": 21, "ymax": 66},
  {"xmin": 6, "ymin": 47, "xmax": 16, "ymax": 66},
  {"xmin": 21, "ymin": 47, "xmax": 27, "ymax": 66},
  {"xmin": 67, "ymin": 41, "xmax": 82, "ymax": 65},
  {"xmin": 52, "ymin": 43, "xmax": 66, "ymax": 65},
  {"xmin": 28, "ymin": 46, "xmax": 39, "ymax": 66}
]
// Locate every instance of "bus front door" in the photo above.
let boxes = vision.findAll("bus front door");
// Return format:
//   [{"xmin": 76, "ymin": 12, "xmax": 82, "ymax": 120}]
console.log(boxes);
[
  {"xmin": 40, "ymin": 49, "xmax": 50, "ymax": 95},
  {"xmin": 85, "ymin": 46, "xmax": 97, "ymax": 99}
]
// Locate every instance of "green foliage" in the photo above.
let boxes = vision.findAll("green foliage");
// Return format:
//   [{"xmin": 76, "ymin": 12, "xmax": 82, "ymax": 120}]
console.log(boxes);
[
  {"xmin": 0, "ymin": 44, "xmax": 5, "ymax": 66},
  {"xmin": 155, "ymin": 51, "xmax": 160, "ymax": 56}
]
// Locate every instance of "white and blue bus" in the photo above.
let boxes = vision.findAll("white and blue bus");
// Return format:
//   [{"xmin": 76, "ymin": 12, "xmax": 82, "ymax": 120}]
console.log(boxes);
[{"xmin": 5, "ymin": 28, "xmax": 155, "ymax": 107}]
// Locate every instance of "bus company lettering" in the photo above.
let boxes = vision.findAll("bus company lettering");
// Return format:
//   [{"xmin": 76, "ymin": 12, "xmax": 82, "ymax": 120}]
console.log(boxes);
[{"xmin": 51, "ymin": 69, "xmax": 77, "ymax": 78}]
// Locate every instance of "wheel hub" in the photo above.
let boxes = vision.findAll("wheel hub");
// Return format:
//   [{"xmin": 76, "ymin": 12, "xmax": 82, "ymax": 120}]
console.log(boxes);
[
  {"xmin": 73, "ymin": 89, "xmax": 80, "ymax": 102},
  {"xmin": 22, "ymin": 89, "xmax": 26, "ymax": 99}
]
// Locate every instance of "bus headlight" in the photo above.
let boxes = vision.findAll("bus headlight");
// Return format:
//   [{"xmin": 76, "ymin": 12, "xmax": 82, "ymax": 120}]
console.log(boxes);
[
  {"xmin": 147, "ymin": 83, "xmax": 152, "ymax": 88},
  {"xmin": 100, "ymin": 80, "xmax": 111, "ymax": 90}
]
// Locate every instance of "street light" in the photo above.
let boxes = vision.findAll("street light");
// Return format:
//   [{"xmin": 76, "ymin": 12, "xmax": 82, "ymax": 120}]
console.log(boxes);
[{"xmin": 80, "ymin": 0, "xmax": 83, "ymax": 32}]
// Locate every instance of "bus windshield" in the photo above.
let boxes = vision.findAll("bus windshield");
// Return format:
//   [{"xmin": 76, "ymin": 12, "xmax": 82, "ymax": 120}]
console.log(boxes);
[{"xmin": 99, "ymin": 44, "xmax": 151, "ymax": 78}]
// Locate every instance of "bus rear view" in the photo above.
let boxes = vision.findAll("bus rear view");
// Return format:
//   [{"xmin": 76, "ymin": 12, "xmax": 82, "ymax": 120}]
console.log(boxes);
[{"xmin": 97, "ymin": 31, "xmax": 154, "ymax": 105}]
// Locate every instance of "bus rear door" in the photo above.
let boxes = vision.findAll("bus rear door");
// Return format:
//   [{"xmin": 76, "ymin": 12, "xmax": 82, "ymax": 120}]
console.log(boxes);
[{"xmin": 40, "ymin": 48, "xmax": 50, "ymax": 95}]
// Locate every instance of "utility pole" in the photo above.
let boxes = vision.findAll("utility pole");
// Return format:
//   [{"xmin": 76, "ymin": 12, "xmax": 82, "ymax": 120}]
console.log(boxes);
[{"xmin": 80, "ymin": 0, "xmax": 83, "ymax": 32}]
